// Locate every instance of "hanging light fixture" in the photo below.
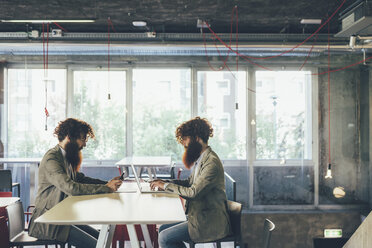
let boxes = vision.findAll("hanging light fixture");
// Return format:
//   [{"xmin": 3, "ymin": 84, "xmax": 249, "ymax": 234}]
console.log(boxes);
[{"xmin": 325, "ymin": 163, "xmax": 332, "ymax": 179}]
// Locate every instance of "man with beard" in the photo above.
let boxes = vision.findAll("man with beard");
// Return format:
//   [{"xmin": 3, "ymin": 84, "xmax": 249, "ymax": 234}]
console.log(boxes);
[
  {"xmin": 28, "ymin": 118, "xmax": 122, "ymax": 247},
  {"xmin": 150, "ymin": 117, "xmax": 231, "ymax": 248}
]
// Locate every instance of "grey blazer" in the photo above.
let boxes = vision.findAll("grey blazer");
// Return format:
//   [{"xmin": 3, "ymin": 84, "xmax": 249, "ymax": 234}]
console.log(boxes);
[
  {"xmin": 165, "ymin": 147, "xmax": 232, "ymax": 242},
  {"xmin": 28, "ymin": 145, "xmax": 112, "ymax": 242}
]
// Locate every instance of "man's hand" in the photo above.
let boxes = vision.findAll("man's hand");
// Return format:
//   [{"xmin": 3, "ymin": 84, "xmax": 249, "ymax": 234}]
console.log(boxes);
[
  {"xmin": 106, "ymin": 179, "xmax": 122, "ymax": 192},
  {"xmin": 150, "ymin": 179, "xmax": 165, "ymax": 191}
]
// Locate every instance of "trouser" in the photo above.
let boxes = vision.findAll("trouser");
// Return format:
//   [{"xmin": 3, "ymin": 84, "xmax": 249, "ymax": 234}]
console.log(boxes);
[
  {"xmin": 158, "ymin": 221, "xmax": 191, "ymax": 248},
  {"xmin": 67, "ymin": 225, "xmax": 99, "ymax": 248}
]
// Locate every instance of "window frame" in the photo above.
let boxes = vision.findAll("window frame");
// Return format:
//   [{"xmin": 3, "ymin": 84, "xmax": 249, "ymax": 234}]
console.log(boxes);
[{"xmin": 248, "ymin": 66, "xmax": 320, "ymax": 209}]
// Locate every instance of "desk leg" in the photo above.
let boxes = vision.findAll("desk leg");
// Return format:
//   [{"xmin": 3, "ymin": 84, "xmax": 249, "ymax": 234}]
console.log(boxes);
[
  {"xmin": 147, "ymin": 168, "xmax": 154, "ymax": 180},
  {"xmin": 96, "ymin": 224, "xmax": 115, "ymax": 248},
  {"xmin": 127, "ymin": 224, "xmax": 141, "ymax": 248},
  {"xmin": 140, "ymin": 224, "xmax": 154, "ymax": 248}
]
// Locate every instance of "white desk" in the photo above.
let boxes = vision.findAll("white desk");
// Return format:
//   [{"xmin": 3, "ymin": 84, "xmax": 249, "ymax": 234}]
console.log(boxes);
[
  {"xmin": 35, "ymin": 192, "xmax": 186, "ymax": 248},
  {"xmin": 115, "ymin": 156, "xmax": 172, "ymax": 180},
  {"xmin": 0, "ymin": 158, "xmax": 41, "ymax": 164}
]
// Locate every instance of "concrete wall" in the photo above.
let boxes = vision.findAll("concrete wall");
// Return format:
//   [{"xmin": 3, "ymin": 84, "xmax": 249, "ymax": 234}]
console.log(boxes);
[{"xmin": 242, "ymin": 211, "xmax": 361, "ymax": 248}]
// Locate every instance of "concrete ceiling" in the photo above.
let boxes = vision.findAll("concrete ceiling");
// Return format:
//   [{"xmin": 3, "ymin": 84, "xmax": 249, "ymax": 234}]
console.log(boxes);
[{"xmin": 0, "ymin": 0, "xmax": 356, "ymax": 35}]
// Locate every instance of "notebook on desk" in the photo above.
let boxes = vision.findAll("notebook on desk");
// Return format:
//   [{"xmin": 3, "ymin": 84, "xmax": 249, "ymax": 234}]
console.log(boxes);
[{"xmin": 131, "ymin": 164, "xmax": 170, "ymax": 194}]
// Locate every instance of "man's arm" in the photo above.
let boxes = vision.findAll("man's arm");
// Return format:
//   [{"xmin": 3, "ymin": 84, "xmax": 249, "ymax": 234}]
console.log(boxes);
[
  {"xmin": 164, "ymin": 158, "xmax": 220, "ymax": 198},
  {"xmin": 45, "ymin": 157, "xmax": 113, "ymax": 195},
  {"xmin": 75, "ymin": 172, "xmax": 107, "ymax": 184}
]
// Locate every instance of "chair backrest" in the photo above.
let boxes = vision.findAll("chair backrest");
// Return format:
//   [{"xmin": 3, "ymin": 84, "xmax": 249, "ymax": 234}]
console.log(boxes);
[
  {"xmin": 6, "ymin": 201, "xmax": 25, "ymax": 240},
  {"xmin": 0, "ymin": 216, "xmax": 10, "ymax": 248},
  {"xmin": 262, "ymin": 218, "xmax": 275, "ymax": 248},
  {"xmin": 227, "ymin": 200, "xmax": 242, "ymax": 241},
  {"xmin": 0, "ymin": 170, "xmax": 12, "ymax": 193},
  {"xmin": 224, "ymin": 172, "xmax": 236, "ymax": 201}
]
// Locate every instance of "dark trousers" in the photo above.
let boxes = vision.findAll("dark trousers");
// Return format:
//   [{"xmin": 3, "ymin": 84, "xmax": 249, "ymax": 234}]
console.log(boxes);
[{"xmin": 67, "ymin": 225, "xmax": 99, "ymax": 248}]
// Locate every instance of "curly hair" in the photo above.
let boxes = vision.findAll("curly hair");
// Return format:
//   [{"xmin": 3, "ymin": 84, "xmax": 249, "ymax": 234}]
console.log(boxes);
[
  {"xmin": 54, "ymin": 118, "xmax": 95, "ymax": 142},
  {"xmin": 175, "ymin": 116, "xmax": 213, "ymax": 144}
]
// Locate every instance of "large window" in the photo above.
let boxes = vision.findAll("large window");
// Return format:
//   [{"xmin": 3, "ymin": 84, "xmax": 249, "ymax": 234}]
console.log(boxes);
[
  {"xmin": 73, "ymin": 71, "xmax": 126, "ymax": 160},
  {"xmin": 255, "ymin": 71, "xmax": 312, "ymax": 161},
  {"xmin": 197, "ymin": 71, "xmax": 246, "ymax": 159},
  {"xmin": 7, "ymin": 69, "xmax": 66, "ymax": 157},
  {"xmin": 253, "ymin": 70, "xmax": 314, "ymax": 206},
  {"xmin": 132, "ymin": 69, "xmax": 191, "ymax": 161}
]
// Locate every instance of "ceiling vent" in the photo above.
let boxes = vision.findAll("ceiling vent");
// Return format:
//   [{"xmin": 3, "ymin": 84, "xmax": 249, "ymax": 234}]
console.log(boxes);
[{"xmin": 335, "ymin": 0, "xmax": 372, "ymax": 37}]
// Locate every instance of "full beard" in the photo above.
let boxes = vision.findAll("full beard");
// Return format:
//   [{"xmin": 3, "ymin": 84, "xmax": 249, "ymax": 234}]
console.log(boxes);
[
  {"xmin": 182, "ymin": 138, "xmax": 202, "ymax": 169},
  {"xmin": 65, "ymin": 141, "xmax": 82, "ymax": 172}
]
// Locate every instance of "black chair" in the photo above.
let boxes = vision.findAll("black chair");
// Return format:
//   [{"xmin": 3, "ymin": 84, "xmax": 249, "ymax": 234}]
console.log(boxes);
[
  {"xmin": 6, "ymin": 201, "xmax": 65, "ymax": 248},
  {"xmin": 263, "ymin": 219, "xmax": 275, "ymax": 248},
  {"xmin": 224, "ymin": 172, "xmax": 236, "ymax": 201},
  {"xmin": 0, "ymin": 169, "xmax": 20, "ymax": 197},
  {"xmin": 0, "ymin": 170, "xmax": 12, "ymax": 194},
  {"xmin": 0, "ymin": 216, "xmax": 10, "ymax": 247},
  {"xmin": 188, "ymin": 200, "xmax": 242, "ymax": 248}
]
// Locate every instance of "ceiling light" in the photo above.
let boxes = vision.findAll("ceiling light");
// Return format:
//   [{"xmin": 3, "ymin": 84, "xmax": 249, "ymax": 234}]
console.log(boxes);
[
  {"xmin": 132, "ymin": 21, "xmax": 147, "ymax": 27},
  {"xmin": 300, "ymin": 19, "xmax": 322, "ymax": 25},
  {"xmin": 0, "ymin": 19, "xmax": 95, "ymax": 23}
]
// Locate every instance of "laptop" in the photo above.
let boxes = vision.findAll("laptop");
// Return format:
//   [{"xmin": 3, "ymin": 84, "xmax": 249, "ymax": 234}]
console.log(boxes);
[{"xmin": 131, "ymin": 164, "xmax": 170, "ymax": 194}]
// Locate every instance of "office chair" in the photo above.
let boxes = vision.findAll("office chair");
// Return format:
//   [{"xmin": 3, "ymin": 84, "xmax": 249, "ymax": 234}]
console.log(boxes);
[
  {"xmin": 6, "ymin": 201, "xmax": 65, "ymax": 247},
  {"xmin": 0, "ymin": 170, "xmax": 12, "ymax": 196},
  {"xmin": 263, "ymin": 218, "xmax": 275, "ymax": 248},
  {"xmin": 0, "ymin": 216, "xmax": 10, "ymax": 247},
  {"xmin": 187, "ymin": 200, "xmax": 243, "ymax": 248},
  {"xmin": 0, "ymin": 169, "xmax": 20, "ymax": 197},
  {"xmin": 224, "ymin": 172, "xmax": 236, "ymax": 201}
]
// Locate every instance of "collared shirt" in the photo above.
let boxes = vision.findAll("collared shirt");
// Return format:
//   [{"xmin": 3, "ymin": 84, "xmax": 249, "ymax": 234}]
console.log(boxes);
[
  {"xmin": 192, "ymin": 149, "xmax": 207, "ymax": 182},
  {"xmin": 59, "ymin": 145, "xmax": 75, "ymax": 180}
]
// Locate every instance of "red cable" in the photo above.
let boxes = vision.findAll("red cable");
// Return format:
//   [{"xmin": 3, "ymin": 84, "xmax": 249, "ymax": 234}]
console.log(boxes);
[
  {"xmin": 46, "ymin": 23, "xmax": 49, "ymax": 70},
  {"xmin": 235, "ymin": 6, "xmax": 238, "ymax": 72},
  {"xmin": 313, "ymin": 56, "xmax": 372, "ymax": 75},
  {"xmin": 327, "ymin": 20, "xmax": 331, "ymax": 164},
  {"xmin": 203, "ymin": 7, "xmax": 237, "ymax": 71},
  {"xmin": 53, "ymin": 22, "xmax": 68, "ymax": 32},
  {"xmin": 205, "ymin": 0, "xmax": 346, "ymax": 61},
  {"xmin": 42, "ymin": 23, "xmax": 45, "ymax": 72},
  {"xmin": 108, "ymin": 18, "xmax": 116, "ymax": 33},
  {"xmin": 299, "ymin": 34, "xmax": 318, "ymax": 71},
  {"xmin": 108, "ymin": 18, "xmax": 110, "ymax": 73},
  {"xmin": 205, "ymin": 20, "xmax": 272, "ymax": 70}
]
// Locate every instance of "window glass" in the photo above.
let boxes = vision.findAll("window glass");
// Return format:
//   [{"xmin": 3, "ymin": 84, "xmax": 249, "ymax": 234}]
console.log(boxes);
[
  {"xmin": 197, "ymin": 71, "xmax": 246, "ymax": 159},
  {"xmin": 253, "ymin": 70, "xmax": 314, "ymax": 205},
  {"xmin": 255, "ymin": 71, "xmax": 312, "ymax": 160},
  {"xmin": 73, "ymin": 71, "xmax": 126, "ymax": 160},
  {"xmin": 133, "ymin": 69, "xmax": 191, "ymax": 161},
  {"xmin": 7, "ymin": 69, "xmax": 66, "ymax": 157}
]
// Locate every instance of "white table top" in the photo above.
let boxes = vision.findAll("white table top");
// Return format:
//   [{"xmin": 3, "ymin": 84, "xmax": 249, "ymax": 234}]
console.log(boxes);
[
  {"xmin": 0, "ymin": 158, "xmax": 41, "ymax": 164},
  {"xmin": 115, "ymin": 156, "xmax": 172, "ymax": 167},
  {"xmin": 35, "ymin": 192, "xmax": 186, "ymax": 225},
  {"xmin": 0, "ymin": 197, "xmax": 20, "ymax": 207}
]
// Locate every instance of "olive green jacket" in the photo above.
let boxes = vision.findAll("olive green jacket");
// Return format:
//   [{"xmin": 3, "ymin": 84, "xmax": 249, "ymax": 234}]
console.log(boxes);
[
  {"xmin": 28, "ymin": 145, "xmax": 112, "ymax": 242},
  {"xmin": 165, "ymin": 147, "xmax": 232, "ymax": 242}
]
